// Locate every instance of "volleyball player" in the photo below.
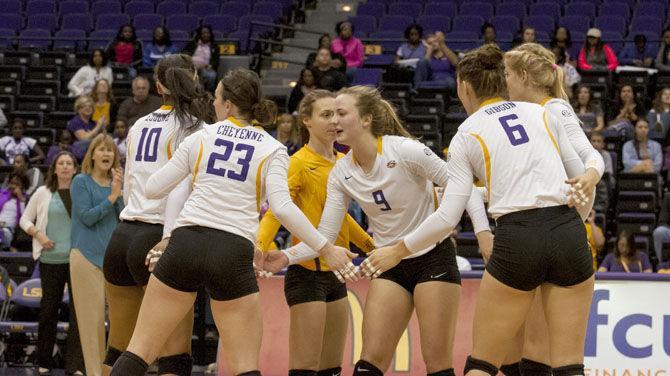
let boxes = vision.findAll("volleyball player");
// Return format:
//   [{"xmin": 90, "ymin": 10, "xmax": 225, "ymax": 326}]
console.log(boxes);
[
  {"xmin": 102, "ymin": 54, "xmax": 214, "ymax": 376},
  {"xmin": 256, "ymin": 90, "xmax": 375, "ymax": 376},
  {"xmin": 109, "ymin": 69, "xmax": 354, "ymax": 376},
  {"xmin": 276, "ymin": 85, "xmax": 492, "ymax": 376},
  {"xmin": 496, "ymin": 43, "xmax": 605, "ymax": 375},
  {"xmin": 366, "ymin": 44, "xmax": 595, "ymax": 376}
]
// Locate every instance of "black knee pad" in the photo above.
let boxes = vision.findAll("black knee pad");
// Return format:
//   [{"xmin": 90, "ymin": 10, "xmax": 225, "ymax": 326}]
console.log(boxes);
[
  {"xmin": 109, "ymin": 351, "xmax": 149, "ymax": 376},
  {"xmin": 520, "ymin": 358, "xmax": 552, "ymax": 376},
  {"xmin": 428, "ymin": 368, "xmax": 455, "ymax": 376},
  {"xmin": 553, "ymin": 364, "xmax": 584, "ymax": 376},
  {"xmin": 237, "ymin": 371, "xmax": 262, "ymax": 376},
  {"xmin": 289, "ymin": 370, "xmax": 318, "ymax": 376},
  {"xmin": 464, "ymin": 356, "xmax": 498, "ymax": 376},
  {"xmin": 157, "ymin": 353, "xmax": 192, "ymax": 376},
  {"xmin": 317, "ymin": 368, "xmax": 341, "ymax": 376},
  {"xmin": 500, "ymin": 362, "xmax": 521, "ymax": 376},
  {"xmin": 353, "ymin": 360, "xmax": 383, "ymax": 376},
  {"xmin": 104, "ymin": 346, "xmax": 123, "ymax": 367}
]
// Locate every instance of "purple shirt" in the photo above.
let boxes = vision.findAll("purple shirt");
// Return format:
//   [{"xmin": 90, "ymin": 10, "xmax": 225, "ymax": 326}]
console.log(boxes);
[
  {"xmin": 67, "ymin": 116, "xmax": 96, "ymax": 137},
  {"xmin": 430, "ymin": 56, "xmax": 455, "ymax": 82},
  {"xmin": 600, "ymin": 252, "xmax": 652, "ymax": 272}
]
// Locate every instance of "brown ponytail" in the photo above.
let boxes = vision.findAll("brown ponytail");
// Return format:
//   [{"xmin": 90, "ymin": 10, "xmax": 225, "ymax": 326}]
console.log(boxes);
[
  {"xmin": 457, "ymin": 44, "xmax": 507, "ymax": 101},
  {"xmin": 219, "ymin": 68, "xmax": 277, "ymax": 127},
  {"xmin": 338, "ymin": 86, "xmax": 412, "ymax": 138}
]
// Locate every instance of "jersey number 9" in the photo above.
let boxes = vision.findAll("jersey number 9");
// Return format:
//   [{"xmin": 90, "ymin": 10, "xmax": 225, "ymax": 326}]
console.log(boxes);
[
  {"xmin": 499, "ymin": 114, "xmax": 529, "ymax": 146},
  {"xmin": 372, "ymin": 190, "xmax": 392, "ymax": 211},
  {"xmin": 206, "ymin": 139, "xmax": 255, "ymax": 182}
]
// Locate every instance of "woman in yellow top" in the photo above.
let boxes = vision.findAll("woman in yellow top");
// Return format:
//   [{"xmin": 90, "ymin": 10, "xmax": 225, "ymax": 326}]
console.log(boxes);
[
  {"xmin": 258, "ymin": 89, "xmax": 374, "ymax": 376},
  {"xmin": 91, "ymin": 79, "xmax": 116, "ymax": 127}
]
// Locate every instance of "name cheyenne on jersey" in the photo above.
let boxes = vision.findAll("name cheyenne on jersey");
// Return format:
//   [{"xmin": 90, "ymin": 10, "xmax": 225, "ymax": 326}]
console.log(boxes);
[
  {"xmin": 484, "ymin": 101, "xmax": 516, "ymax": 115},
  {"xmin": 217, "ymin": 124, "xmax": 265, "ymax": 142}
]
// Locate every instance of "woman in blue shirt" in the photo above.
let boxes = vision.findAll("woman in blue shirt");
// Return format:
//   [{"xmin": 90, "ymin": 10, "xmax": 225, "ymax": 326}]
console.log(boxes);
[
  {"xmin": 143, "ymin": 26, "xmax": 179, "ymax": 68},
  {"xmin": 622, "ymin": 119, "xmax": 663, "ymax": 173},
  {"xmin": 69, "ymin": 134, "xmax": 124, "ymax": 376}
]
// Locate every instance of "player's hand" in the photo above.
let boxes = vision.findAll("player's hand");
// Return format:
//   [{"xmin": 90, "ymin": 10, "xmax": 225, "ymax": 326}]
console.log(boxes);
[
  {"xmin": 566, "ymin": 168, "xmax": 599, "ymax": 208},
  {"xmin": 476, "ymin": 231, "xmax": 494, "ymax": 264},
  {"xmin": 361, "ymin": 241, "xmax": 410, "ymax": 279},
  {"xmin": 253, "ymin": 245, "xmax": 273, "ymax": 278},
  {"xmin": 145, "ymin": 237, "xmax": 169, "ymax": 272},
  {"xmin": 321, "ymin": 244, "xmax": 358, "ymax": 282},
  {"xmin": 264, "ymin": 250, "xmax": 289, "ymax": 274}
]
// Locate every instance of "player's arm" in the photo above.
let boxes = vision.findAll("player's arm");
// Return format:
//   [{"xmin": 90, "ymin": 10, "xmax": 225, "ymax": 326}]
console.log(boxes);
[
  {"xmin": 146, "ymin": 133, "xmax": 198, "ymax": 199},
  {"xmin": 346, "ymin": 214, "xmax": 375, "ymax": 253},
  {"xmin": 561, "ymin": 108, "xmax": 605, "ymax": 177}
]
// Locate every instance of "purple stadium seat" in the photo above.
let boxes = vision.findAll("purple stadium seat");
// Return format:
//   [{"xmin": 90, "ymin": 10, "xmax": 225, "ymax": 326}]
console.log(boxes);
[
  {"xmin": 445, "ymin": 31, "xmax": 479, "ymax": 51},
  {"xmin": 156, "ymin": 1, "xmax": 187, "ymax": 17},
  {"xmin": 558, "ymin": 16, "xmax": 591, "ymax": 36},
  {"xmin": 595, "ymin": 16, "xmax": 627, "ymax": 35},
  {"xmin": 496, "ymin": 31, "xmax": 513, "ymax": 50},
  {"xmin": 59, "ymin": 0, "xmax": 88, "ymax": 16},
  {"xmin": 135, "ymin": 28, "xmax": 152, "ymax": 42},
  {"xmin": 356, "ymin": 2, "xmax": 385, "ymax": 18},
  {"xmin": 124, "ymin": 1, "xmax": 154, "ymax": 15},
  {"xmin": 96, "ymin": 14, "xmax": 130, "ymax": 32},
  {"xmin": 252, "ymin": 2, "xmax": 283, "ymax": 20},
  {"xmin": 459, "ymin": 2, "xmax": 493, "ymax": 19},
  {"xmin": 603, "ymin": 31, "xmax": 624, "ymax": 53},
  {"xmin": 629, "ymin": 16, "xmax": 662, "ymax": 35},
  {"xmin": 417, "ymin": 15, "xmax": 451, "ymax": 34},
  {"xmin": 13, "ymin": 279, "xmax": 42, "ymax": 308},
  {"xmin": 529, "ymin": 2, "xmax": 560, "ymax": 19},
  {"xmin": 495, "ymin": 2, "xmax": 526, "ymax": 20},
  {"xmin": 369, "ymin": 30, "xmax": 402, "ymax": 54},
  {"xmin": 19, "ymin": 29, "xmax": 51, "ymax": 49},
  {"xmin": 89, "ymin": 29, "xmax": 116, "ymax": 50},
  {"xmin": 189, "ymin": 1, "xmax": 219, "ymax": 18},
  {"xmin": 91, "ymin": 1, "xmax": 122, "ymax": 17},
  {"xmin": 353, "ymin": 68, "xmax": 383, "ymax": 86},
  {"xmin": 238, "ymin": 15, "xmax": 273, "ymax": 34},
  {"xmin": 451, "ymin": 15, "xmax": 485, "ymax": 34},
  {"xmin": 170, "ymin": 30, "xmax": 189, "ymax": 49},
  {"xmin": 423, "ymin": 2, "xmax": 457, "ymax": 19},
  {"xmin": 202, "ymin": 14, "xmax": 238, "ymax": 35},
  {"xmin": 348, "ymin": 15, "xmax": 376, "ymax": 36},
  {"xmin": 490, "ymin": 15, "xmax": 520, "ymax": 35},
  {"xmin": 132, "ymin": 14, "xmax": 162, "ymax": 32},
  {"xmin": 61, "ymin": 14, "xmax": 93, "ymax": 32},
  {"xmin": 221, "ymin": 2, "xmax": 251, "ymax": 18},
  {"xmin": 379, "ymin": 15, "xmax": 414, "ymax": 33},
  {"xmin": 364, "ymin": 54, "xmax": 395, "ymax": 67},
  {"xmin": 0, "ymin": 14, "xmax": 22, "ymax": 30},
  {"xmin": 228, "ymin": 30, "xmax": 250, "ymax": 52},
  {"xmin": 0, "ymin": 28, "xmax": 14, "ymax": 48},
  {"xmin": 564, "ymin": 2, "xmax": 597, "ymax": 19},
  {"xmin": 389, "ymin": 2, "xmax": 422, "ymax": 18},
  {"xmin": 523, "ymin": 15, "xmax": 555, "ymax": 35},
  {"xmin": 26, "ymin": 0, "xmax": 56, "ymax": 15},
  {"xmin": 366, "ymin": 0, "xmax": 393, "ymax": 4},
  {"xmin": 166, "ymin": 14, "xmax": 198, "ymax": 33},
  {"xmin": 27, "ymin": 14, "xmax": 57, "ymax": 32},
  {"xmin": 54, "ymin": 29, "xmax": 86, "ymax": 50},
  {"xmin": 0, "ymin": 1, "xmax": 21, "ymax": 15},
  {"xmin": 634, "ymin": 2, "xmax": 667, "ymax": 18},
  {"xmin": 599, "ymin": 2, "xmax": 630, "ymax": 19}
]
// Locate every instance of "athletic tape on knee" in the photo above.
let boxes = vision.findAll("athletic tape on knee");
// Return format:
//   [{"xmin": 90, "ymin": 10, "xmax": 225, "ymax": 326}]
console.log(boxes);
[
  {"xmin": 103, "ymin": 346, "xmax": 123, "ymax": 367},
  {"xmin": 427, "ymin": 368, "xmax": 456, "ymax": 376},
  {"xmin": 317, "ymin": 367, "xmax": 342, "ymax": 376},
  {"xmin": 500, "ymin": 363, "xmax": 521, "ymax": 376},
  {"xmin": 237, "ymin": 371, "xmax": 262, "ymax": 376},
  {"xmin": 464, "ymin": 356, "xmax": 498, "ymax": 376},
  {"xmin": 553, "ymin": 364, "xmax": 585, "ymax": 376},
  {"xmin": 289, "ymin": 370, "xmax": 318, "ymax": 376},
  {"xmin": 157, "ymin": 353, "xmax": 192, "ymax": 376},
  {"xmin": 353, "ymin": 360, "xmax": 383, "ymax": 376},
  {"xmin": 109, "ymin": 351, "xmax": 149, "ymax": 376},
  {"xmin": 520, "ymin": 358, "xmax": 552, "ymax": 376}
]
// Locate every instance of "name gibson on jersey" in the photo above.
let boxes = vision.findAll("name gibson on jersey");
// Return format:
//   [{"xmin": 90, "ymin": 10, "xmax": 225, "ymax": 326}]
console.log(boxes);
[{"xmin": 484, "ymin": 101, "xmax": 516, "ymax": 115}]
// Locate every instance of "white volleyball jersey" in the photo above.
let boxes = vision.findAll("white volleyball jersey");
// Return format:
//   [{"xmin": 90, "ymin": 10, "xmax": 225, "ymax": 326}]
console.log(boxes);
[
  {"xmin": 449, "ymin": 98, "xmax": 582, "ymax": 218},
  {"xmin": 146, "ymin": 117, "xmax": 286, "ymax": 244},
  {"xmin": 120, "ymin": 105, "xmax": 182, "ymax": 223}
]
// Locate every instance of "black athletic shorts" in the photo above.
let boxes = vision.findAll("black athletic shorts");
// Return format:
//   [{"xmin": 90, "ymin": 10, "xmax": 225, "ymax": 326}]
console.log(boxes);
[
  {"xmin": 152, "ymin": 226, "xmax": 258, "ymax": 301},
  {"xmin": 103, "ymin": 221, "xmax": 164, "ymax": 286},
  {"xmin": 377, "ymin": 239, "xmax": 460, "ymax": 294},
  {"xmin": 487, "ymin": 205, "xmax": 594, "ymax": 291},
  {"xmin": 284, "ymin": 264, "xmax": 348, "ymax": 307}
]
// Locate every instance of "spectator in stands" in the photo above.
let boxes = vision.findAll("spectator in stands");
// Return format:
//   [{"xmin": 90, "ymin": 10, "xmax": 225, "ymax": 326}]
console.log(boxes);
[
  {"xmin": 572, "ymin": 85, "xmax": 605, "ymax": 132},
  {"xmin": 67, "ymin": 49, "xmax": 114, "ymax": 98},
  {"xmin": 116, "ymin": 76, "xmax": 161, "ymax": 128},
  {"xmin": 414, "ymin": 31, "xmax": 458, "ymax": 92},
  {"xmin": 0, "ymin": 118, "xmax": 45, "ymax": 165},
  {"xmin": 623, "ymin": 119, "xmax": 663, "ymax": 173},
  {"xmin": 655, "ymin": 27, "xmax": 670, "ymax": 71},
  {"xmin": 619, "ymin": 34, "xmax": 655, "ymax": 68},
  {"xmin": 142, "ymin": 26, "xmax": 178, "ymax": 68},
  {"xmin": 91, "ymin": 79, "xmax": 116, "ymax": 126},
  {"xmin": 287, "ymin": 68, "xmax": 317, "ymax": 115},
  {"xmin": 647, "ymin": 87, "xmax": 670, "ymax": 139},
  {"xmin": 589, "ymin": 131, "xmax": 615, "ymax": 177},
  {"xmin": 312, "ymin": 48, "xmax": 347, "ymax": 92},
  {"xmin": 512, "ymin": 27, "xmax": 537, "ymax": 48},
  {"xmin": 0, "ymin": 108, "xmax": 6, "ymax": 128},
  {"xmin": 21, "ymin": 151, "xmax": 84, "ymax": 376},
  {"xmin": 69, "ymin": 134, "xmax": 123, "ymax": 376},
  {"xmin": 585, "ymin": 209, "xmax": 605, "ymax": 270},
  {"xmin": 272, "ymin": 113, "xmax": 301, "ymax": 156},
  {"xmin": 305, "ymin": 33, "xmax": 345, "ymax": 71},
  {"xmin": 8, "ymin": 155, "xmax": 44, "ymax": 196},
  {"xmin": 395, "ymin": 24, "xmax": 427, "ymax": 69},
  {"xmin": 47, "ymin": 130, "xmax": 77, "ymax": 165},
  {"xmin": 0, "ymin": 172, "xmax": 28, "ymax": 248},
  {"xmin": 331, "ymin": 20, "xmax": 364, "ymax": 77},
  {"xmin": 552, "ymin": 46, "xmax": 580, "ymax": 98},
  {"xmin": 106, "ymin": 24, "xmax": 143, "ymax": 76},
  {"xmin": 653, "ymin": 193, "xmax": 670, "ymax": 264},
  {"xmin": 113, "ymin": 120, "xmax": 127, "ymax": 166},
  {"xmin": 607, "ymin": 84, "xmax": 645, "ymax": 136},
  {"xmin": 182, "ymin": 25, "xmax": 219, "ymax": 92},
  {"xmin": 578, "ymin": 28, "xmax": 618, "ymax": 72},
  {"xmin": 68, "ymin": 96, "xmax": 108, "ymax": 142},
  {"xmin": 599, "ymin": 230, "xmax": 652, "ymax": 273},
  {"xmin": 550, "ymin": 27, "xmax": 572, "ymax": 60},
  {"xmin": 481, "ymin": 22, "xmax": 497, "ymax": 46}
]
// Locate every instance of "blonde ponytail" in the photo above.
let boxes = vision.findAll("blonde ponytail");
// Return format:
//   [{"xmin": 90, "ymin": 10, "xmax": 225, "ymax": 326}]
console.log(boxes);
[{"xmin": 505, "ymin": 43, "xmax": 567, "ymax": 100}]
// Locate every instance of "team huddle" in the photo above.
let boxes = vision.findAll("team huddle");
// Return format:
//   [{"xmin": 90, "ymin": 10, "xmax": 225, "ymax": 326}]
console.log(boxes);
[{"xmin": 102, "ymin": 42, "xmax": 602, "ymax": 376}]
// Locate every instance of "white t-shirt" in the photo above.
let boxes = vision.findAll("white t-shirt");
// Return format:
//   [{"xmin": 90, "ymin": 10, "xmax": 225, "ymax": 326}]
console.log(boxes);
[{"xmin": 0, "ymin": 136, "xmax": 36, "ymax": 164}]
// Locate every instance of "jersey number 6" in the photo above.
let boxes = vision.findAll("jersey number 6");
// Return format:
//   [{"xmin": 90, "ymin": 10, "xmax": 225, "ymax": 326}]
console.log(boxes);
[
  {"xmin": 206, "ymin": 139, "xmax": 255, "ymax": 182},
  {"xmin": 499, "ymin": 114, "xmax": 529, "ymax": 146}
]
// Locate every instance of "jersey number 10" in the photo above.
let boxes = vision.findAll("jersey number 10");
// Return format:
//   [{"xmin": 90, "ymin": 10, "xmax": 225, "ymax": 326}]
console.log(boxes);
[
  {"xmin": 499, "ymin": 114, "xmax": 529, "ymax": 146},
  {"xmin": 206, "ymin": 139, "xmax": 255, "ymax": 182},
  {"xmin": 135, "ymin": 128, "xmax": 162, "ymax": 162}
]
